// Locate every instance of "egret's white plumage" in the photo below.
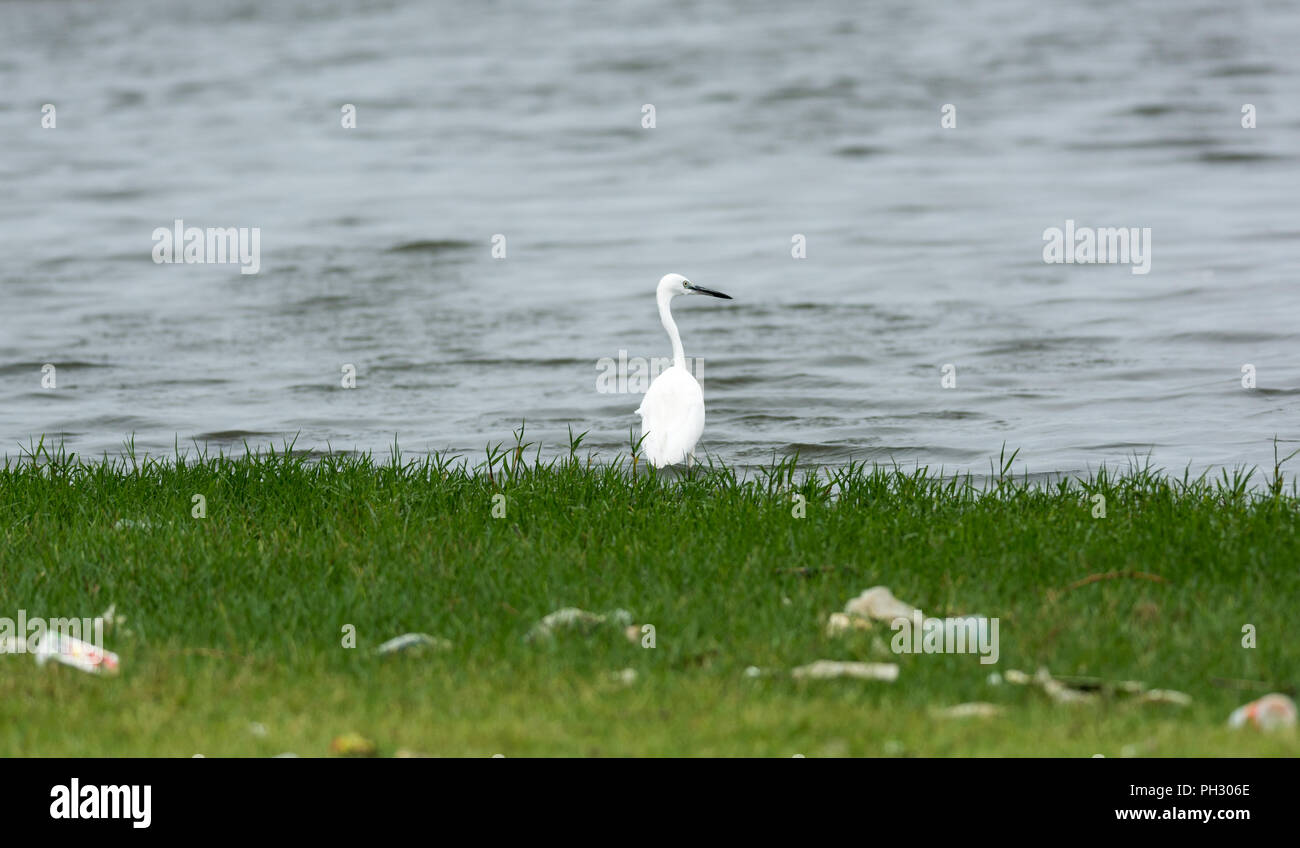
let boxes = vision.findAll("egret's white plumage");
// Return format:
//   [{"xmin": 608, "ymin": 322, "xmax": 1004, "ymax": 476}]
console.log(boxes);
[
  {"xmin": 638, "ymin": 364, "xmax": 705, "ymax": 467},
  {"xmin": 636, "ymin": 273, "xmax": 732, "ymax": 467}
]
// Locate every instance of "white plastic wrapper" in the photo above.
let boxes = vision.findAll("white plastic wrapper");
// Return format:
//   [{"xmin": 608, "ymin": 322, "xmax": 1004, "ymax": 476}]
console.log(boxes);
[
  {"xmin": 32, "ymin": 632, "xmax": 120, "ymax": 675},
  {"xmin": 1228, "ymin": 693, "xmax": 1297, "ymax": 731},
  {"xmin": 791, "ymin": 660, "xmax": 899, "ymax": 682}
]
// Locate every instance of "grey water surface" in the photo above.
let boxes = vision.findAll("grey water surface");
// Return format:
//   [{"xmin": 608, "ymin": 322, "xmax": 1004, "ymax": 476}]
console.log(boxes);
[{"xmin": 2, "ymin": 0, "xmax": 1298, "ymax": 475}]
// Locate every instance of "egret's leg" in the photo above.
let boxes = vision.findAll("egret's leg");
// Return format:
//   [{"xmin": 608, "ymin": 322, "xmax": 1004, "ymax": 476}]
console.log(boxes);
[{"xmin": 687, "ymin": 452, "xmax": 695, "ymax": 469}]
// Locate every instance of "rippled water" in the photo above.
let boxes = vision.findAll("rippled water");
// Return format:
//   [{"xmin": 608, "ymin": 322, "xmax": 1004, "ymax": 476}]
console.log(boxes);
[{"xmin": 2, "ymin": 0, "xmax": 1298, "ymax": 474}]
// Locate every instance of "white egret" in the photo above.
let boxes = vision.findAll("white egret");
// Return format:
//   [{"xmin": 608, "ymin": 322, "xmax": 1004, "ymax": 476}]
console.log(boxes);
[{"xmin": 635, "ymin": 273, "xmax": 732, "ymax": 467}]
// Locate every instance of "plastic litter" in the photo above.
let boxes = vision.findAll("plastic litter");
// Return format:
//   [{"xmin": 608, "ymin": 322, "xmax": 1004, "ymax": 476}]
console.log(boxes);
[
  {"xmin": 994, "ymin": 667, "xmax": 1095, "ymax": 703},
  {"xmin": 1038, "ymin": 673, "xmax": 1097, "ymax": 704},
  {"xmin": 997, "ymin": 667, "xmax": 1190, "ymax": 707},
  {"xmin": 825, "ymin": 612, "xmax": 871, "ymax": 636},
  {"xmin": 33, "ymin": 632, "xmax": 120, "ymax": 675},
  {"xmin": 833, "ymin": 589, "xmax": 994, "ymax": 660},
  {"xmin": 934, "ymin": 702, "xmax": 1003, "ymax": 719},
  {"xmin": 375, "ymin": 633, "xmax": 452, "ymax": 655},
  {"xmin": 791, "ymin": 660, "xmax": 898, "ymax": 682},
  {"xmin": 1139, "ymin": 689, "xmax": 1193, "ymax": 707},
  {"xmin": 843, "ymin": 586, "xmax": 916, "ymax": 622},
  {"xmin": 1228, "ymin": 693, "xmax": 1297, "ymax": 731},
  {"xmin": 525, "ymin": 607, "xmax": 634, "ymax": 642}
]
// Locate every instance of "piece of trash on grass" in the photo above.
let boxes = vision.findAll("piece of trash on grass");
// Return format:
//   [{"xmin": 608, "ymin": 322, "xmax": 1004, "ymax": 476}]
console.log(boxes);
[
  {"xmin": 743, "ymin": 666, "xmax": 767, "ymax": 678},
  {"xmin": 1139, "ymin": 689, "xmax": 1192, "ymax": 707},
  {"xmin": 330, "ymin": 732, "xmax": 377, "ymax": 757},
  {"xmin": 32, "ymin": 632, "xmax": 120, "ymax": 675},
  {"xmin": 375, "ymin": 633, "xmax": 452, "ymax": 655},
  {"xmin": 1042, "ymin": 682, "xmax": 1095, "ymax": 704},
  {"xmin": 934, "ymin": 702, "xmax": 1003, "ymax": 719},
  {"xmin": 527, "ymin": 608, "xmax": 602, "ymax": 641},
  {"xmin": 1228, "ymin": 693, "xmax": 1297, "ymax": 731},
  {"xmin": 843, "ymin": 586, "xmax": 916, "ymax": 623},
  {"xmin": 834, "ymin": 590, "xmax": 994, "ymax": 656},
  {"xmin": 791, "ymin": 660, "xmax": 898, "ymax": 682},
  {"xmin": 1000, "ymin": 667, "xmax": 1189, "ymax": 707},
  {"xmin": 825, "ymin": 612, "xmax": 872, "ymax": 637},
  {"xmin": 609, "ymin": 668, "xmax": 638, "ymax": 684},
  {"xmin": 525, "ymin": 607, "xmax": 634, "ymax": 642},
  {"xmin": 1035, "ymin": 668, "xmax": 1096, "ymax": 704},
  {"xmin": 996, "ymin": 667, "xmax": 1094, "ymax": 703}
]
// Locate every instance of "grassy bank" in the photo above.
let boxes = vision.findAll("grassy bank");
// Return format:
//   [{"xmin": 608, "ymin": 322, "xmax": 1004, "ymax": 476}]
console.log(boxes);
[{"xmin": 1, "ymin": 435, "xmax": 1297, "ymax": 756}]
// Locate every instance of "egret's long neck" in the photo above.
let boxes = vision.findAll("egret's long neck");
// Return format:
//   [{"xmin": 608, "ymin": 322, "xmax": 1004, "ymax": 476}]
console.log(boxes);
[{"xmin": 657, "ymin": 290, "xmax": 685, "ymax": 369}]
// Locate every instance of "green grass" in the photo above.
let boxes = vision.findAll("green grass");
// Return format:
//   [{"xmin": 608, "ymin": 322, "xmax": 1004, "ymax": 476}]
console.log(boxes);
[{"xmin": 1, "ymin": 432, "xmax": 1297, "ymax": 756}]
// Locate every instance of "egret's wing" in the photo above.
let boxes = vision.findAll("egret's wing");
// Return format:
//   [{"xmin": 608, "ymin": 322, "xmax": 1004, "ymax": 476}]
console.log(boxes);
[{"xmin": 636, "ymin": 367, "xmax": 705, "ymax": 467}]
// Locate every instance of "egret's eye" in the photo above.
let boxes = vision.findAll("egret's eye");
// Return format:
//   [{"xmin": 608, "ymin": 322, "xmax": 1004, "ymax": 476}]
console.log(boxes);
[{"xmin": 682, "ymin": 281, "xmax": 689, "ymax": 288}]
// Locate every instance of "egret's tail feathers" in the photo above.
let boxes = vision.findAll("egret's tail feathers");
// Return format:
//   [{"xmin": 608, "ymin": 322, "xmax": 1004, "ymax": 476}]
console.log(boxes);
[
  {"xmin": 637, "ymin": 416, "xmax": 696, "ymax": 467},
  {"xmin": 635, "ymin": 364, "xmax": 706, "ymax": 468}
]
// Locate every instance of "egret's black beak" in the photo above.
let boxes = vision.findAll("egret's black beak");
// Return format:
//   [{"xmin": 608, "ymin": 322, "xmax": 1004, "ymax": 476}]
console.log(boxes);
[{"xmin": 686, "ymin": 283, "xmax": 732, "ymax": 300}]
